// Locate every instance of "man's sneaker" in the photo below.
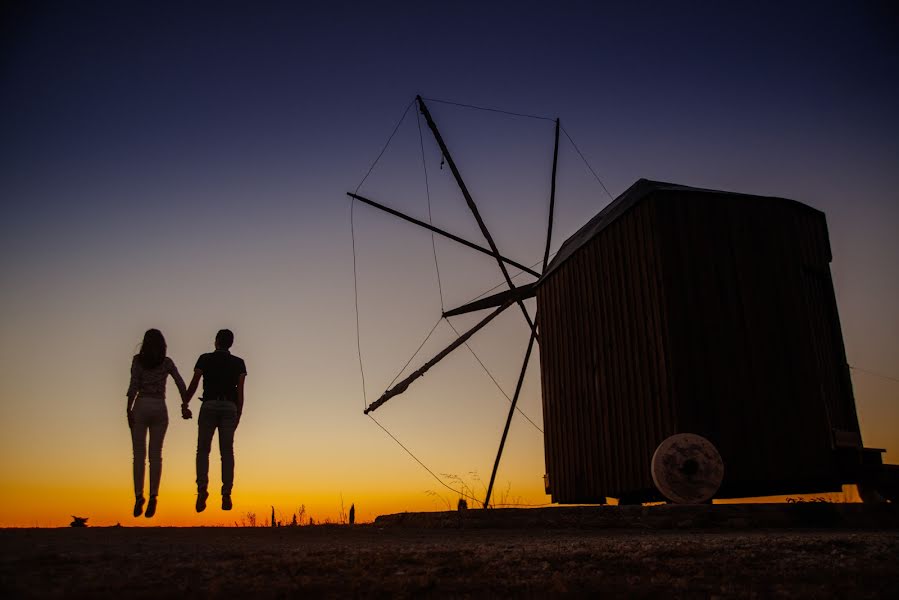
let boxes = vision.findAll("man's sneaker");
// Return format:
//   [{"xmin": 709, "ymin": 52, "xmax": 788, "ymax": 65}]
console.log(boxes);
[
  {"xmin": 196, "ymin": 490, "xmax": 209, "ymax": 513},
  {"xmin": 133, "ymin": 496, "xmax": 145, "ymax": 518},
  {"xmin": 145, "ymin": 496, "xmax": 157, "ymax": 518},
  {"xmin": 222, "ymin": 495, "xmax": 233, "ymax": 511}
]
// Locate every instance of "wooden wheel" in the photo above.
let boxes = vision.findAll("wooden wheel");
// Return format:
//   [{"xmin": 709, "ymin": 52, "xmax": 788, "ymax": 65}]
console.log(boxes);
[{"xmin": 651, "ymin": 433, "xmax": 724, "ymax": 504}]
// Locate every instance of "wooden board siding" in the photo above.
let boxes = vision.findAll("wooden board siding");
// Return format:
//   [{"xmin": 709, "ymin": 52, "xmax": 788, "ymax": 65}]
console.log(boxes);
[
  {"xmin": 537, "ymin": 186, "xmax": 859, "ymax": 503},
  {"xmin": 538, "ymin": 199, "xmax": 673, "ymax": 503}
]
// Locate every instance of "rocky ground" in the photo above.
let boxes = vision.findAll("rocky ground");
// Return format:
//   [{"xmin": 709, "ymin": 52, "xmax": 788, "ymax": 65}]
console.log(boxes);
[{"xmin": 2, "ymin": 507, "xmax": 898, "ymax": 598}]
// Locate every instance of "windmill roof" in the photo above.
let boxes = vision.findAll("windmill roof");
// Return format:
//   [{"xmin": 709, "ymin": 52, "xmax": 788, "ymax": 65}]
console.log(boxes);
[{"xmin": 539, "ymin": 178, "xmax": 821, "ymax": 282}]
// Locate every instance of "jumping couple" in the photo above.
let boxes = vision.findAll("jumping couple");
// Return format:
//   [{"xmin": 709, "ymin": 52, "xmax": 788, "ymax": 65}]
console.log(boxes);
[{"xmin": 126, "ymin": 328, "xmax": 247, "ymax": 518}]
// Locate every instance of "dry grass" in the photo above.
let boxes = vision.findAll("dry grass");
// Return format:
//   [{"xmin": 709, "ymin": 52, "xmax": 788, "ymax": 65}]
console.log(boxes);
[{"xmin": 1, "ymin": 525, "xmax": 897, "ymax": 598}]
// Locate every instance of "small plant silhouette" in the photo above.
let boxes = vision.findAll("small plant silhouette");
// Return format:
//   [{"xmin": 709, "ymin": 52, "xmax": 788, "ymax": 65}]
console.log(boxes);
[
  {"xmin": 232, "ymin": 502, "xmax": 360, "ymax": 527},
  {"xmin": 786, "ymin": 497, "xmax": 833, "ymax": 503},
  {"xmin": 338, "ymin": 494, "xmax": 348, "ymax": 525},
  {"xmin": 70, "ymin": 516, "xmax": 88, "ymax": 527},
  {"xmin": 426, "ymin": 472, "xmax": 523, "ymax": 509}
]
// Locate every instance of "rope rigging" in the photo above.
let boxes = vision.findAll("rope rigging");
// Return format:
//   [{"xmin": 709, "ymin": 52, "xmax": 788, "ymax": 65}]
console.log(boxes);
[
  {"xmin": 350, "ymin": 200, "xmax": 366, "ymax": 409},
  {"xmin": 421, "ymin": 95, "xmax": 614, "ymax": 200},
  {"xmin": 414, "ymin": 96, "xmax": 544, "ymax": 434},
  {"xmin": 560, "ymin": 125, "xmax": 614, "ymax": 200},
  {"xmin": 368, "ymin": 413, "xmax": 552, "ymax": 508},
  {"xmin": 386, "ymin": 317, "xmax": 443, "ymax": 390},
  {"xmin": 374, "ymin": 109, "xmax": 547, "ymax": 430},
  {"xmin": 348, "ymin": 95, "xmax": 613, "ymax": 506},
  {"xmin": 417, "ymin": 109, "xmax": 445, "ymax": 314},
  {"xmin": 850, "ymin": 366, "xmax": 899, "ymax": 385},
  {"xmin": 444, "ymin": 317, "xmax": 544, "ymax": 434},
  {"xmin": 353, "ymin": 99, "xmax": 417, "ymax": 195},
  {"xmin": 351, "ymin": 98, "xmax": 417, "ymax": 409},
  {"xmin": 421, "ymin": 96, "xmax": 555, "ymax": 122}
]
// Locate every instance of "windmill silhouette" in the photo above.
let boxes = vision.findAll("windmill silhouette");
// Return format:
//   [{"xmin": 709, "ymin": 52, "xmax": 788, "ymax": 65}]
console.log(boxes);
[
  {"xmin": 349, "ymin": 96, "xmax": 899, "ymax": 507},
  {"xmin": 348, "ymin": 95, "xmax": 557, "ymax": 508}
]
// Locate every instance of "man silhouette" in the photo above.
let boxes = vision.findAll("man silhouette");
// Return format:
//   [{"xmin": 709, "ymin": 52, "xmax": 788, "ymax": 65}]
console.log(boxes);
[{"xmin": 183, "ymin": 329, "xmax": 247, "ymax": 512}]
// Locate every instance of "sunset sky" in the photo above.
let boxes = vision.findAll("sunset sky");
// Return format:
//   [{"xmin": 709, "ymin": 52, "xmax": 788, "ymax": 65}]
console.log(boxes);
[{"xmin": 1, "ymin": 1, "xmax": 897, "ymax": 526}]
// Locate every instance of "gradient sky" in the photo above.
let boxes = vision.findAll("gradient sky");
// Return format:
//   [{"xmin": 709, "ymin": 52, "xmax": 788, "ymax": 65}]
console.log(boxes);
[{"xmin": 1, "ymin": 1, "xmax": 897, "ymax": 526}]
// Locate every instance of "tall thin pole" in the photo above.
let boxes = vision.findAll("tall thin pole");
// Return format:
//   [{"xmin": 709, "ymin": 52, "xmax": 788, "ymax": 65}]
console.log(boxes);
[
  {"xmin": 416, "ymin": 95, "xmax": 535, "ymax": 331},
  {"xmin": 346, "ymin": 192, "xmax": 540, "ymax": 277},
  {"xmin": 363, "ymin": 299, "xmax": 514, "ymax": 415},
  {"xmin": 483, "ymin": 325, "xmax": 538, "ymax": 508},
  {"xmin": 542, "ymin": 119, "xmax": 560, "ymax": 272}
]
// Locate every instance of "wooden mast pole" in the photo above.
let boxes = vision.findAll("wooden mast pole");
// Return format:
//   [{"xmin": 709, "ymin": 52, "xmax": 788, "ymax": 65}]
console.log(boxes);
[
  {"xmin": 484, "ymin": 118, "xmax": 559, "ymax": 509},
  {"xmin": 542, "ymin": 119, "xmax": 560, "ymax": 272},
  {"xmin": 346, "ymin": 192, "xmax": 540, "ymax": 277},
  {"xmin": 416, "ymin": 95, "xmax": 536, "ymax": 331},
  {"xmin": 483, "ymin": 325, "xmax": 538, "ymax": 508},
  {"xmin": 363, "ymin": 299, "xmax": 514, "ymax": 415}
]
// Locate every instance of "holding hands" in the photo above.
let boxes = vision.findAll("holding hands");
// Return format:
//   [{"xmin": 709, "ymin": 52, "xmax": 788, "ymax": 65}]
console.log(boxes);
[{"xmin": 180, "ymin": 387, "xmax": 193, "ymax": 419}]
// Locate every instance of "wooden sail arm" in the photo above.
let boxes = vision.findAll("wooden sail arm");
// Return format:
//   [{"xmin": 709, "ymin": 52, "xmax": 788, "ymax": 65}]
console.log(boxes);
[
  {"xmin": 347, "ymin": 192, "xmax": 540, "ymax": 278},
  {"xmin": 442, "ymin": 283, "xmax": 536, "ymax": 318},
  {"xmin": 484, "ymin": 320, "xmax": 539, "ymax": 508},
  {"xmin": 363, "ymin": 299, "xmax": 514, "ymax": 415},
  {"xmin": 416, "ymin": 95, "xmax": 536, "ymax": 331},
  {"xmin": 542, "ymin": 118, "xmax": 560, "ymax": 272}
]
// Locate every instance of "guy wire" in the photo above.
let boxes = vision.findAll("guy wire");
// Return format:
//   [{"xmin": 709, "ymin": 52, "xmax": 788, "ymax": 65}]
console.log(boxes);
[
  {"xmin": 422, "ymin": 96, "xmax": 555, "ymax": 122},
  {"xmin": 350, "ymin": 97, "xmax": 417, "ymax": 407},
  {"xmin": 560, "ymin": 125, "xmax": 614, "ymax": 200},
  {"xmin": 850, "ymin": 365, "xmax": 899, "ymax": 385},
  {"xmin": 445, "ymin": 317, "xmax": 544, "ymax": 434},
  {"xmin": 417, "ymin": 109, "xmax": 446, "ymax": 312}
]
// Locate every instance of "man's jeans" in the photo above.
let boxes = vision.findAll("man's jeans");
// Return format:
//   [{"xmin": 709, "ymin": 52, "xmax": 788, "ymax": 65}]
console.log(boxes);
[
  {"xmin": 131, "ymin": 396, "xmax": 168, "ymax": 498},
  {"xmin": 196, "ymin": 400, "xmax": 238, "ymax": 495}
]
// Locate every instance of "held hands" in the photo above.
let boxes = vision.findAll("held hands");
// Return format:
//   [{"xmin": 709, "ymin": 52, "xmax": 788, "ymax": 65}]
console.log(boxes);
[{"xmin": 180, "ymin": 390, "xmax": 193, "ymax": 419}]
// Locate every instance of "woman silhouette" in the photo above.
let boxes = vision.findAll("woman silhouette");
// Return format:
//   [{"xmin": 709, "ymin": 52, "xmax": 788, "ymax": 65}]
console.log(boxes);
[{"xmin": 126, "ymin": 329, "xmax": 187, "ymax": 518}]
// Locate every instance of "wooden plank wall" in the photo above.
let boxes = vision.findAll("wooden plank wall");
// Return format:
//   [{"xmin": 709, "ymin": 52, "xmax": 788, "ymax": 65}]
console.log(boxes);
[
  {"xmin": 538, "ymin": 200, "xmax": 672, "ymax": 503},
  {"xmin": 538, "ymin": 191, "xmax": 859, "ymax": 503},
  {"xmin": 658, "ymin": 194, "xmax": 857, "ymax": 496}
]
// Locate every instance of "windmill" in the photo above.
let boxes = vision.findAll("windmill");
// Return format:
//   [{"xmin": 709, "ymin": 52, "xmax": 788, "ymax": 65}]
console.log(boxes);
[
  {"xmin": 349, "ymin": 96, "xmax": 899, "ymax": 507},
  {"xmin": 349, "ymin": 95, "xmax": 557, "ymax": 508}
]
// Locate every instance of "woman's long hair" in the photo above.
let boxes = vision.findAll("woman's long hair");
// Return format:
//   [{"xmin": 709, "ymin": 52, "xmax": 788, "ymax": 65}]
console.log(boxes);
[{"xmin": 138, "ymin": 329, "xmax": 167, "ymax": 369}]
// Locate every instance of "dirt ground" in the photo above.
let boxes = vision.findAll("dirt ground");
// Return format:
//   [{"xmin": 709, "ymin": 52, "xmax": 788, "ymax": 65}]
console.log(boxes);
[{"xmin": 2, "ymin": 523, "xmax": 898, "ymax": 598}]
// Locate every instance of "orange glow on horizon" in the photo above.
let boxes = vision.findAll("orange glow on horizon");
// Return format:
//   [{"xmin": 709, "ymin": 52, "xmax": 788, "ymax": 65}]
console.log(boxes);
[{"xmin": 0, "ymin": 477, "xmax": 867, "ymax": 528}]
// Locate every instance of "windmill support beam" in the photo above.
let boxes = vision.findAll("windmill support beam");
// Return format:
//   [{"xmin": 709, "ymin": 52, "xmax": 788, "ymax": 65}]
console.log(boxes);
[
  {"xmin": 443, "ymin": 283, "xmax": 536, "ymax": 318},
  {"xmin": 484, "ymin": 323, "xmax": 538, "ymax": 509},
  {"xmin": 416, "ymin": 95, "xmax": 536, "ymax": 331},
  {"xmin": 347, "ymin": 192, "xmax": 540, "ymax": 278},
  {"xmin": 363, "ymin": 299, "xmax": 514, "ymax": 415},
  {"xmin": 542, "ymin": 118, "xmax": 560, "ymax": 272}
]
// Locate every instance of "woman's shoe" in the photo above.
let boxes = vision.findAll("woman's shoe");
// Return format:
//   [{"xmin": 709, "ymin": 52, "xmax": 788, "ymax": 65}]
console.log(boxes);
[
  {"xmin": 145, "ymin": 496, "xmax": 157, "ymax": 518},
  {"xmin": 133, "ymin": 496, "xmax": 145, "ymax": 517}
]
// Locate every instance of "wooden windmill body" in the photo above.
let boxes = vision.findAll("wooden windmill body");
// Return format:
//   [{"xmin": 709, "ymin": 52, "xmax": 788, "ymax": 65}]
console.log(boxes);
[{"xmin": 351, "ymin": 97, "xmax": 897, "ymax": 506}]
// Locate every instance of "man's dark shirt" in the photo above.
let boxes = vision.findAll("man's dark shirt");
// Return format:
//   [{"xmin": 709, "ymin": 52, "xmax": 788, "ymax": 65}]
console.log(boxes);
[{"xmin": 195, "ymin": 350, "xmax": 247, "ymax": 403}]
